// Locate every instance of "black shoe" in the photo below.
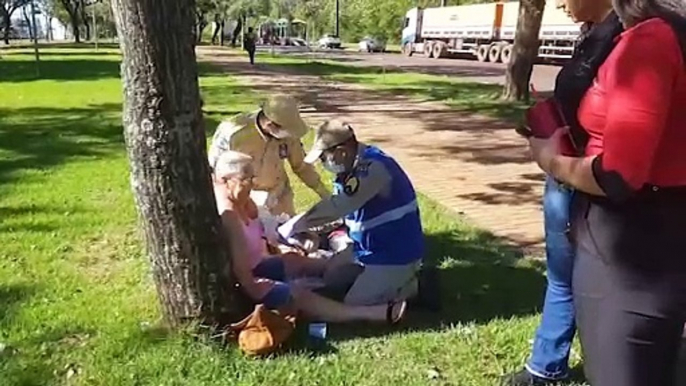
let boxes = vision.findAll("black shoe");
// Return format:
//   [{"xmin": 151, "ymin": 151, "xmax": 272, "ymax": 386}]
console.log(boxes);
[{"xmin": 501, "ymin": 369, "xmax": 563, "ymax": 386}]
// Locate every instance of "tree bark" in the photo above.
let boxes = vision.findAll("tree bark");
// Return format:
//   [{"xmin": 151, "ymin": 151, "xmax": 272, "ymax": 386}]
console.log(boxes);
[
  {"xmin": 22, "ymin": 6, "xmax": 32, "ymax": 40},
  {"xmin": 195, "ymin": 11, "xmax": 207, "ymax": 43},
  {"xmin": 110, "ymin": 0, "xmax": 238, "ymax": 328},
  {"xmin": 45, "ymin": 11, "xmax": 52, "ymax": 41},
  {"xmin": 59, "ymin": 0, "xmax": 81, "ymax": 43},
  {"xmin": 2, "ymin": 11, "xmax": 11, "ymax": 44},
  {"xmin": 211, "ymin": 14, "xmax": 220, "ymax": 45},
  {"xmin": 219, "ymin": 20, "xmax": 225, "ymax": 46},
  {"xmin": 502, "ymin": 0, "xmax": 545, "ymax": 102},
  {"xmin": 70, "ymin": 12, "xmax": 80, "ymax": 42},
  {"xmin": 231, "ymin": 17, "xmax": 242, "ymax": 47},
  {"xmin": 80, "ymin": 0, "xmax": 91, "ymax": 41}
]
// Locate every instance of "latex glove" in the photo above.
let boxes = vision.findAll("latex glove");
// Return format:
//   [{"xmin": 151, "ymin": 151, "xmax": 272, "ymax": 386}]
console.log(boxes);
[{"xmin": 286, "ymin": 232, "xmax": 319, "ymax": 254}]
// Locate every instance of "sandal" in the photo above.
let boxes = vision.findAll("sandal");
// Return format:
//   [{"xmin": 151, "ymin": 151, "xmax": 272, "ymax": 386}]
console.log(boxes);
[{"xmin": 386, "ymin": 300, "xmax": 407, "ymax": 325}]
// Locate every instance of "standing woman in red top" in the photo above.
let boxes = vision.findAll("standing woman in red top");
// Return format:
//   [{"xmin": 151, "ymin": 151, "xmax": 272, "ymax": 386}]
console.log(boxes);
[{"xmin": 527, "ymin": 0, "xmax": 686, "ymax": 384}]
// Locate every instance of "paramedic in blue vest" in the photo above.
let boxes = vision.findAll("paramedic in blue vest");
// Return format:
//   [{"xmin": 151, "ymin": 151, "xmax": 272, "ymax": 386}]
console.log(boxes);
[{"xmin": 286, "ymin": 119, "xmax": 425, "ymax": 306}]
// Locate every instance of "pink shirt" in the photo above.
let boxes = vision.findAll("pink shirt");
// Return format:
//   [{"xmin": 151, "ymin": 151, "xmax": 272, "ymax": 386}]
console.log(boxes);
[{"xmin": 242, "ymin": 216, "xmax": 266, "ymax": 270}]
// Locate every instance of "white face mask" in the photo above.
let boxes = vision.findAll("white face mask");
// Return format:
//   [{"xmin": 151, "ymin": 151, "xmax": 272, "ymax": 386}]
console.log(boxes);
[
  {"xmin": 270, "ymin": 129, "xmax": 290, "ymax": 139},
  {"xmin": 322, "ymin": 158, "xmax": 346, "ymax": 174}
]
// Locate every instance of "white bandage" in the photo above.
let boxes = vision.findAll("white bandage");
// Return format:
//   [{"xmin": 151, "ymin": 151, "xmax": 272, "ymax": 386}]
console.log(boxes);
[{"xmin": 214, "ymin": 151, "xmax": 254, "ymax": 181}]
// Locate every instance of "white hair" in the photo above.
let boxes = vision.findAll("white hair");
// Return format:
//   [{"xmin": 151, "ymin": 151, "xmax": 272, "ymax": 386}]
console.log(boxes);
[{"xmin": 214, "ymin": 151, "xmax": 254, "ymax": 181}]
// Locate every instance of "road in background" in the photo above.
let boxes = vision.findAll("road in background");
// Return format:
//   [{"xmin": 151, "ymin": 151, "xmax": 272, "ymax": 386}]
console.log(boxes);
[{"xmin": 257, "ymin": 45, "xmax": 562, "ymax": 92}]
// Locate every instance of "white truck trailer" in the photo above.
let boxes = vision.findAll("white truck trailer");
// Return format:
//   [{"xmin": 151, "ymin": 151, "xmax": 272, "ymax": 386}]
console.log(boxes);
[{"xmin": 400, "ymin": 1, "xmax": 581, "ymax": 62}]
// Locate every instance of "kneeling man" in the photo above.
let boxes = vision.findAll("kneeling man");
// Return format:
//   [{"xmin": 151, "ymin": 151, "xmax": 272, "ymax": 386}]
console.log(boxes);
[{"xmin": 282, "ymin": 119, "xmax": 424, "ymax": 306}]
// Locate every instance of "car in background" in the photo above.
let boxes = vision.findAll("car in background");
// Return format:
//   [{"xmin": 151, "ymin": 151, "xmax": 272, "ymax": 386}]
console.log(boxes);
[
  {"xmin": 358, "ymin": 36, "xmax": 386, "ymax": 52},
  {"xmin": 318, "ymin": 34, "xmax": 342, "ymax": 49}
]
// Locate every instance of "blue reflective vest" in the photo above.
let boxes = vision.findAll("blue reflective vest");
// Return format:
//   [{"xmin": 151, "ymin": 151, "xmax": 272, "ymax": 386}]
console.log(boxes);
[{"xmin": 334, "ymin": 146, "xmax": 424, "ymax": 266}]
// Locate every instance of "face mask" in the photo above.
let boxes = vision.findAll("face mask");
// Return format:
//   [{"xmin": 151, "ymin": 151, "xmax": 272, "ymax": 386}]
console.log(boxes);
[
  {"xmin": 323, "ymin": 158, "xmax": 346, "ymax": 174},
  {"xmin": 270, "ymin": 129, "xmax": 290, "ymax": 139}
]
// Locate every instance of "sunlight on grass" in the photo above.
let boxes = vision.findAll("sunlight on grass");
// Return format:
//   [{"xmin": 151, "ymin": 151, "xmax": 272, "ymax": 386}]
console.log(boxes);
[
  {"xmin": 0, "ymin": 47, "xmax": 582, "ymax": 386},
  {"xmin": 249, "ymin": 52, "xmax": 528, "ymax": 122}
]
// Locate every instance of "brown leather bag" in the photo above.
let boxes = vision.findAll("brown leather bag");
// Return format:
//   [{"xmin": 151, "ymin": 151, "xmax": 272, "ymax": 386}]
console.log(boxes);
[{"xmin": 230, "ymin": 304, "xmax": 296, "ymax": 356}]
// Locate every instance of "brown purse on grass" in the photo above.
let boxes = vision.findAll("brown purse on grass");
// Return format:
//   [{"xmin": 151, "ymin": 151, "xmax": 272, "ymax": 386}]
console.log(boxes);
[{"xmin": 229, "ymin": 304, "xmax": 296, "ymax": 356}]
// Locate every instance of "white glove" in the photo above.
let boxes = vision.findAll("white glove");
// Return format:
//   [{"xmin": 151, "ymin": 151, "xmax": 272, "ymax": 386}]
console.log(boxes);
[{"xmin": 286, "ymin": 232, "xmax": 319, "ymax": 254}]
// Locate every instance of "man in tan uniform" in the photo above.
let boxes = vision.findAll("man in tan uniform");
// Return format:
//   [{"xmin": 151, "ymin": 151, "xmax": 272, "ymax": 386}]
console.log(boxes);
[{"xmin": 208, "ymin": 95, "xmax": 329, "ymax": 216}]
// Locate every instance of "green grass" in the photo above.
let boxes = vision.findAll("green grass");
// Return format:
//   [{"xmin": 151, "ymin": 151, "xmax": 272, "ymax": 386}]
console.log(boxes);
[
  {"xmin": 0, "ymin": 47, "xmax": 586, "ymax": 386},
  {"xmin": 247, "ymin": 52, "xmax": 528, "ymax": 122}
]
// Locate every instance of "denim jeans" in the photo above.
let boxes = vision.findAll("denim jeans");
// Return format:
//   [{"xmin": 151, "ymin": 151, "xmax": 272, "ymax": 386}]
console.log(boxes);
[{"xmin": 526, "ymin": 176, "xmax": 576, "ymax": 380}]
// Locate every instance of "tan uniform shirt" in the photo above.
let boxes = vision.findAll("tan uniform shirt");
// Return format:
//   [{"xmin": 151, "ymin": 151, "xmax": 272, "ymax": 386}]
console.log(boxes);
[{"xmin": 208, "ymin": 112, "xmax": 329, "ymax": 207}]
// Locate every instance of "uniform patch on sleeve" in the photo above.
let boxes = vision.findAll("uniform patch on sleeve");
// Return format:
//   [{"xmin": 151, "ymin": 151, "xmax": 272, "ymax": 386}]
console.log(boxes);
[{"xmin": 343, "ymin": 176, "xmax": 360, "ymax": 196}]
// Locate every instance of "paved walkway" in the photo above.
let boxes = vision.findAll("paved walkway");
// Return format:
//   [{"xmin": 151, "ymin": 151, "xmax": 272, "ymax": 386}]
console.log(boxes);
[{"xmin": 198, "ymin": 47, "xmax": 546, "ymax": 255}]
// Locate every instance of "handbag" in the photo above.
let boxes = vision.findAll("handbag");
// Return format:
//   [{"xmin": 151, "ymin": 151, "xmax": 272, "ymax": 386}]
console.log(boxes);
[
  {"xmin": 517, "ymin": 97, "xmax": 578, "ymax": 155},
  {"xmin": 230, "ymin": 304, "xmax": 296, "ymax": 356}
]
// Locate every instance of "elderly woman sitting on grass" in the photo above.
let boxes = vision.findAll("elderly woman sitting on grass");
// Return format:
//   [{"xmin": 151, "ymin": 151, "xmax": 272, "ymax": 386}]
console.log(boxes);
[{"xmin": 212, "ymin": 150, "xmax": 407, "ymax": 324}]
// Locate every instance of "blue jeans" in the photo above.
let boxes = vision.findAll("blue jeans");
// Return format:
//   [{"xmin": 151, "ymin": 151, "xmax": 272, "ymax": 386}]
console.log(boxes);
[{"xmin": 526, "ymin": 177, "xmax": 576, "ymax": 380}]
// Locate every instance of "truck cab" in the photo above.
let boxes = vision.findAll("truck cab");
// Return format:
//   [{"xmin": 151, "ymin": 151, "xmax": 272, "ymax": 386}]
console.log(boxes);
[{"xmin": 401, "ymin": 8, "xmax": 421, "ymax": 55}]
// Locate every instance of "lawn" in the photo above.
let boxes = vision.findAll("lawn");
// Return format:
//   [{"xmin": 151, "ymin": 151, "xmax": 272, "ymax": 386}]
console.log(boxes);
[
  {"xmin": 0, "ymin": 47, "xmax": 580, "ymax": 386},
  {"xmin": 244, "ymin": 51, "xmax": 528, "ymax": 122}
]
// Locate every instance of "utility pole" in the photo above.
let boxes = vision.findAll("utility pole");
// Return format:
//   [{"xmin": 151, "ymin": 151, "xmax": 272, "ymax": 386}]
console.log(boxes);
[{"xmin": 335, "ymin": 0, "xmax": 339, "ymax": 37}]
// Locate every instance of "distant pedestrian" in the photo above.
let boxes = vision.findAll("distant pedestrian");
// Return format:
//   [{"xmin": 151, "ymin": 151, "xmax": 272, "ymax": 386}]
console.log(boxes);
[{"xmin": 244, "ymin": 27, "xmax": 257, "ymax": 65}]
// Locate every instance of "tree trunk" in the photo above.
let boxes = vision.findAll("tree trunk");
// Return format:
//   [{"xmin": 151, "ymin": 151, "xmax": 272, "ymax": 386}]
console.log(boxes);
[
  {"xmin": 69, "ymin": 11, "xmax": 81, "ymax": 43},
  {"xmin": 502, "ymin": 0, "xmax": 545, "ymax": 102},
  {"xmin": 195, "ymin": 12, "xmax": 207, "ymax": 43},
  {"xmin": 83, "ymin": 17, "xmax": 91, "ymax": 41},
  {"xmin": 231, "ymin": 17, "xmax": 241, "ymax": 47},
  {"xmin": 219, "ymin": 20, "xmax": 225, "ymax": 46},
  {"xmin": 22, "ymin": 7, "xmax": 33, "ymax": 40},
  {"xmin": 110, "ymin": 0, "xmax": 238, "ymax": 329},
  {"xmin": 80, "ymin": 0, "xmax": 91, "ymax": 41},
  {"xmin": 45, "ymin": 12, "xmax": 53, "ymax": 41},
  {"xmin": 211, "ymin": 14, "xmax": 220, "ymax": 45},
  {"xmin": 2, "ymin": 11, "xmax": 11, "ymax": 44}
]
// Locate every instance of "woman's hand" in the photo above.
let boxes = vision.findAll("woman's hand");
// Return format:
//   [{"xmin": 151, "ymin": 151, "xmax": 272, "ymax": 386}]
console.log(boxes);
[{"xmin": 528, "ymin": 128, "xmax": 568, "ymax": 175}]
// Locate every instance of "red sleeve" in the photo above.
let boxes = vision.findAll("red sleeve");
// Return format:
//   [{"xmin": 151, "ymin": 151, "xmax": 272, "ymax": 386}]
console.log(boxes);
[{"xmin": 597, "ymin": 20, "xmax": 681, "ymax": 194}]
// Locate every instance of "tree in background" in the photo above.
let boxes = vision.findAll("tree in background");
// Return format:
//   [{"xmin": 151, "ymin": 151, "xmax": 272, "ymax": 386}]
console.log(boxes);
[
  {"xmin": 223, "ymin": 0, "xmax": 270, "ymax": 46},
  {"xmin": 56, "ymin": 0, "xmax": 81, "ymax": 42},
  {"xmin": 195, "ymin": 0, "xmax": 212, "ymax": 42},
  {"xmin": 1, "ymin": 0, "xmax": 30, "ymax": 44},
  {"xmin": 79, "ymin": 0, "xmax": 91, "ymax": 40},
  {"xmin": 110, "ymin": 0, "xmax": 237, "ymax": 328},
  {"xmin": 188, "ymin": 0, "xmax": 496, "ymax": 46},
  {"xmin": 502, "ymin": 0, "xmax": 545, "ymax": 102},
  {"xmin": 294, "ymin": 0, "xmax": 331, "ymax": 41},
  {"xmin": 47, "ymin": 0, "xmax": 115, "ymax": 42}
]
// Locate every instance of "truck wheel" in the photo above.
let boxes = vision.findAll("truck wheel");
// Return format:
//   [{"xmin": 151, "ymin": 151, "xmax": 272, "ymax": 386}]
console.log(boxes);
[
  {"xmin": 402, "ymin": 43, "xmax": 413, "ymax": 57},
  {"xmin": 488, "ymin": 44, "xmax": 503, "ymax": 63},
  {"xmin": 476, "ymin": 45, "xmax": 490, "ymax": 62},
  {"xmin": 424, "ymin": 41, "xmax": 435, "ymax": 58},
  {"xmin": 432, "ymin": 42, "xmax": 446, "ymax": 59},
  {"xmin": 500, "ymin": 44, "xmax": 513, "ymax": 63}
]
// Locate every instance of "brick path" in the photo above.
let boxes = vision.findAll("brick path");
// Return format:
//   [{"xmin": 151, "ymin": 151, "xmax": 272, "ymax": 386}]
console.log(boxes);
[{"xmin": 198, "ymin": 47, "xmax": 546, "ymax": 255}]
